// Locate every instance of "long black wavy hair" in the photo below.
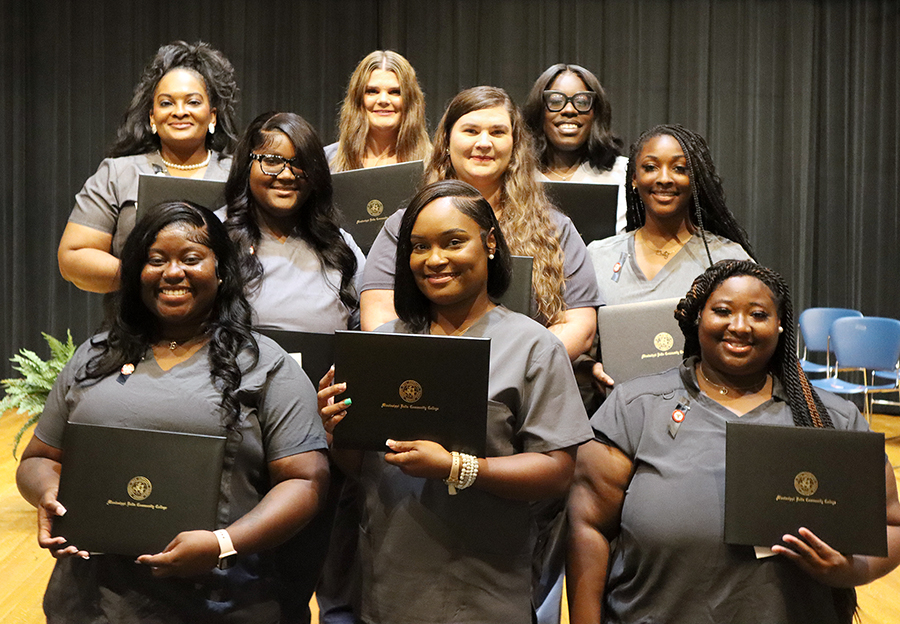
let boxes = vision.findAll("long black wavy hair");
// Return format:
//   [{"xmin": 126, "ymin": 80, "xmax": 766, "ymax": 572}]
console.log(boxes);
[
  {"xmin": 674, "ymin": 259, "xmax": 858, "ymax": 622},
  {"xmin": 79, "ymin": 201, "xmax": 256, "ymax": 428},
  {"xmin": 223, "ymin": 111, "xmax": 359, "ymax": 311},
  {"xmin": 523, "ymin": 63, "xmax": 623, "ymax": 172},
  {"xmin": 395, "ymin": 180, "xmax": 512, "ymax": 334},
  {"xmin": 108, "ymin": 40, "xmax": 239, "ymax": 158},
  {"xmin": 625, "ymin": 124, "xmax": 754, "ymax": 263}
]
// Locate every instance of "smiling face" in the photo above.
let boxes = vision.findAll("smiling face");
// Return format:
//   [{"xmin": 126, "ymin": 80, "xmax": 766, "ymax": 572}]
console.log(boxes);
[
  {"xmin": 698, "ymin": 275, "xmax": 782, "ymax": 379},
  {"xmin": 140, "ymin": 223, "xmax": 219, "ymax": 337},
  {"xmin": 448, "ymin": 106, "xmax": 514, "ymax": 193},
  {"xmin": 633, "ymin": 134, "xmax": 693, "ymax": 223},
  {"xmin": 363, "ymin": 69, "xmax": 403, "ymax": 135},
  {"xmin": 542, "ymin": 71, "xmax": 595, "ymax": 154},
  {"xmin": 249, "ymin": 131, "xmax": 311, "ymax": 234},
  {"xmin": 149, "ymin": 68, "xmax": 216, "ymax": 153},
  {"xmin": 409, "ymin": 197, "xmax": 495, "ymax": 313}
]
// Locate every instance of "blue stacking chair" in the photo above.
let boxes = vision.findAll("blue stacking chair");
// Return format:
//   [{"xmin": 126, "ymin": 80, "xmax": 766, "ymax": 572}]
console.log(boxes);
[
  {"xmin": 810, "ymin": 317, "xmax": 900, "ymax": 420},
  {"xmin": 797, "ymin": 308, "xmax": 863, "ymax": 377}
]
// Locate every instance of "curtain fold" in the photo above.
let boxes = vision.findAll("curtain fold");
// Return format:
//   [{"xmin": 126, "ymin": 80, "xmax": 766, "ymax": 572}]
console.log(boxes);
[{"xmin": 2, "ymin": 0, "xmax": 897, "ymax": 377}]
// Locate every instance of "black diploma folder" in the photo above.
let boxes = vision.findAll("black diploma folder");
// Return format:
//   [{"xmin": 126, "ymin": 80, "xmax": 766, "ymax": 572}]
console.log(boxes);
[
  {"xmin": 137, "ymin": 174, "xmax": 226, "ymax": 216},
  {"xmin": 597, "ymin": 298, "xmax": 684, "ymax": 384},
  {"xmin": 256, "ymin": 328, "xmax": 336, "ymax": 388},
  {"xmin": 332, "ymin": 330, "xmax": 489, "ymax": 456},
  {"xmin": 331, "ymin": 160, "xmax": 423, "ymax": 253},
  {"xmin": 542, "ymin": 181, "xmax": 618, "ymax": 243},
  {"xmin": 724, "ymin": 422, "xmax": 887, "ymax": 556},
  {"xmin": 494, "ymin": 255, "xmax": 533, "ymax": 317},
  {"xmin": 52, "ymin": 422, "xmax": 226, "ymax": 556}
]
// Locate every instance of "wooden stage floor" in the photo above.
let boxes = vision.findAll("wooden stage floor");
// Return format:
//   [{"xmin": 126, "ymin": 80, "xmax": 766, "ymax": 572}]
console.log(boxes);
[{"xmin": 2, "ymin": 409, "xmax": 899, "ymax": 623}]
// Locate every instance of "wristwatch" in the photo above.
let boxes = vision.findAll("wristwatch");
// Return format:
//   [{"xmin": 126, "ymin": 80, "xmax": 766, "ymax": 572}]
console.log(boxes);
[{"xmin": 213, "ymin": 529, "xmax": 237, "ymax": 570}]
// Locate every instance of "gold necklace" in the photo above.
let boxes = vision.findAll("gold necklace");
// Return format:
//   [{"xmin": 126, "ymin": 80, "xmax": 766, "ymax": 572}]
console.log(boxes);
[
  {"xmin": 159, "ymin": 150, "xmax": 211, "ymax": 171},
  {"xmin": 698, "ymin": 365, "xmax": 769, "ymax": 396},
  {"xmin": 547, "ymin": 163, "xmax": 579, "ymax": 181},
  {"xmin": 159, "ymin": 334, "xmax": 207, "ymax": 352},
  {"xmin": 638, "ymin": 229, "xmax": 689, "ymax": 259}
]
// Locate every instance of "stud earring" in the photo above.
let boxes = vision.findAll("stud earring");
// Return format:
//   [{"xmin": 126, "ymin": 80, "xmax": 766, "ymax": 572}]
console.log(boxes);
[
  {"xmin": 208, "ymin": 123, "xmax": 216, "ymax": 135},
  {"xmin": 150, "ymin": 122, "xmax": 157, "ymax": 135},
  {"xmin": 778, "ymin": 326, "xmax": 783, "ymax": 334}
]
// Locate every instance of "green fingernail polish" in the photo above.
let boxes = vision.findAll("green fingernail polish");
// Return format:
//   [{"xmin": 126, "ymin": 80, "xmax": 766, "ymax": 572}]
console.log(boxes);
[{"xmin": 344, "ymin": 398, "xmax": 352, "ymax": 406}]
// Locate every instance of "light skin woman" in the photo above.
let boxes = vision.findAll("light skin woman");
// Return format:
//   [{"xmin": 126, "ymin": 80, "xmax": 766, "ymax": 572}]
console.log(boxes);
[
  {"xmin": 361, "ymin": 88, "xmax": 597, "ymax": 361},
  {"xmin": 20, "ymin": 203, "xmax": 327, "ymax": 620},
  {"xmin": 330, "ymin": 50, "xmax": 430, "ymax": 171},
  {"xmin": 568, "ymin": 261, "xmax": 900, "ymax": 624},
  {"xmin": 58, "ymin": 41, "xmax": 238, "ymax": 294}
]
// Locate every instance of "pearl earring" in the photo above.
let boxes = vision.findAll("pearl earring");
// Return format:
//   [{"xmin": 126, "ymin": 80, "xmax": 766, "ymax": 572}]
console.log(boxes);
[
  {"xmin": 208, "ymin": 123, "xmax": 216, "ymax": 135},
  {"xmin": 150, "ymin": 122, "xmax": 157, "ymax": 134},
  {"xmin": 778, "ymin": 326, "xmax": 783, "ymax": 334},
  {"xmin": 488, "ymin": 252, "xmax": 495, "ymax": 260}
]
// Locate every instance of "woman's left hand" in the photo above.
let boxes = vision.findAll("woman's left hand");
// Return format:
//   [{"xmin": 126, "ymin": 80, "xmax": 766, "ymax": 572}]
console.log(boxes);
[
  {"xmin": 771, "ymin": 527, "xmax": 856, "ymax": 586},
  {"xmin": 136, "ymin": 530, "xmax": 220, "ymax": 578},
  {"xmin": 383, "ymin": 439, "xmax": 454, "ymax": 480}
]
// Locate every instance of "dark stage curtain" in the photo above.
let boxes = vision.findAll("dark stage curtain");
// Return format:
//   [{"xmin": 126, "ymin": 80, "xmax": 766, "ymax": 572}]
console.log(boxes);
[{"xmin": 1, "ymin": 0, "xmax": 897, "ymax": 377}]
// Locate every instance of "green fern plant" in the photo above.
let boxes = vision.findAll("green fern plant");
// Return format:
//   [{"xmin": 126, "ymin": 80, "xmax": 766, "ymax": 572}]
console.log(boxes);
[{"xmin": 0, "ymin": 331, "xmax": 76, "ymax": 458}]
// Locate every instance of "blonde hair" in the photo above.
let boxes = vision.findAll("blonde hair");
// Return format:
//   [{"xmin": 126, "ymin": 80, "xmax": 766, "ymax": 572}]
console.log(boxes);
[
  {"xmin": 423, "ymin": 86, "xmax": 566, "ymax": 325},
  {"xmin": 332, "ymin": 50, "xmax": 431, "ymax": 171}
]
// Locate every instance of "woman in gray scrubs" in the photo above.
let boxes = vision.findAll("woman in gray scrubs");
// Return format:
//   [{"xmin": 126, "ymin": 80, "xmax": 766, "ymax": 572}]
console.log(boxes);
[
  {"xmin": 318, "ymin": 180, "xmax": 592, "ymax": 624},
  {"xmin": 58, "ymin": 41, "xmax": 239, "ymax": 293},
  {"xmin": 569, "ymin": 260, "xmax": 900, "ymax": 624},
  {"xmin": 19, "ymin": 201, "xmax": 328, "ymax": 623},
  {"xmin": 223, "ymin": 111, "xmax": 364, "ymax": 333}
]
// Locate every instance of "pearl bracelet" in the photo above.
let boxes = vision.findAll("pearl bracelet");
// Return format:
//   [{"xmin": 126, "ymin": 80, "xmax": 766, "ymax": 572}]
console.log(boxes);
[{"xmin": 444, "ymin": 451, "xmax": 478, "ymax": 495}]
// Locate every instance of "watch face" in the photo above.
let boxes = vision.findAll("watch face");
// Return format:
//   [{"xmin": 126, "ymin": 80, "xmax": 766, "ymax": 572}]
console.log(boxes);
[{"xmin": 217, "ymin": 553, "xmax": 237, "ymax": 570}]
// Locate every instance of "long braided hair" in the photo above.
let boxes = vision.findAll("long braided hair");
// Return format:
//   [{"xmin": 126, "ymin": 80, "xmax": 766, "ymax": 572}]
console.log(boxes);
[
  {"xmin": 625, "ymin": 124, "xmax": 754, "ymax": 264},
  {"xmin": 674, "ymin": 259, "xmax": 858, "ymax": 622},
  {"xmin": 675, "ymin": 260, "xmax": 831, "ymax": 428}
]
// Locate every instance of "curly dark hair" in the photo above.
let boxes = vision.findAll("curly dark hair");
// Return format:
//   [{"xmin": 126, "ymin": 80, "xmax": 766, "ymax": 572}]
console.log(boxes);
[
  {"xmin": 395, "ymin": 180, "xmax": 512, "ymax": 334},
  {"xmin": 625, "ymin": 124, "xmax": 754, "ymax": 263},
  {"xmin": 79, "ymin": 201, "xmax": 256, "ymax": 428},
  {"xmin": 523, "ymin": 63, "xmax": 623, "ymax": 172},
  {"xmin": 675, "ymin": 260, "xmax": 831, "ymax": 428},
  {"xmin": 108, "ymin": 40, "xmax": 239, "ymax": 158},
  {"xmin": 223, "ymin": 111, "xmax": 359, "ymax": 311}
]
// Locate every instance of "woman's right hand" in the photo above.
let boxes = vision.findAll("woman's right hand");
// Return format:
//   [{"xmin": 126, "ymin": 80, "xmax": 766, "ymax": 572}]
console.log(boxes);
[
  {"xmin": 37, "ymin": 490, "xmax": 90, "ymax": 560},
  {"xmin": 317, "ymin": 366, "xmax": 351, "ymax": 436}
]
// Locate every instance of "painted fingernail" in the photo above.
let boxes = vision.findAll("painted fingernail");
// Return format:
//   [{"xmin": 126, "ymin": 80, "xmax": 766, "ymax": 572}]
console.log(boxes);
[{"xmin": 343, "ymin": 398, "xmax": 352, "ymax": 406}]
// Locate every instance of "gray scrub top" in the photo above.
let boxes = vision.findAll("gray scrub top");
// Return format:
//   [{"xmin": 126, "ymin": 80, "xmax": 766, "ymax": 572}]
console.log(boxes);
[
  {"xmin": 361, "ymin": 208, "xmax": 603, "ymax": 323},
  {"xmin": 246, "ymin": 228, "xmax": 366, "ymax": 332},
  {"xmin": 591, "ymin": 358, "xmax": 869, "ymax": 624},
  {"xmin": 356, "ymin": 306, "xmax": 592, "ymax": 624},
  {"xmin": 587, "ymin": 230, "xmax": 752, "ymax": 306},
  {"xmin": 35, "ymin": 333, "xmax": 327, "ymax": 622},
  {"xmin": 68, "ymin": 152, "xmax": 233, "ymax": 257}
]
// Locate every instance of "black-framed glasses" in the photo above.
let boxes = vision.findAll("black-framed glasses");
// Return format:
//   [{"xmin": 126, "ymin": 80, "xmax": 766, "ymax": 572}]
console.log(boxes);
[
  {"xmin": 250, "ymin": 153, "xmax": 307, "ymax": 179},
  {"xmin": 542, "ymin": 90, "xmax": 595, "ymax": 113}
]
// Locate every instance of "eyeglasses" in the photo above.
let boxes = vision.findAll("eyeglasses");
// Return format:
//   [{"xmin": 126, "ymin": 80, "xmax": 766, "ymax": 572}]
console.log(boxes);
[
  {"xmin": 250, "ymin": 153, "xmax": 307, "ymax": 179},
  {"xmin": 542, "ymin": 90, "xmax": 595, "ymax": 113}
]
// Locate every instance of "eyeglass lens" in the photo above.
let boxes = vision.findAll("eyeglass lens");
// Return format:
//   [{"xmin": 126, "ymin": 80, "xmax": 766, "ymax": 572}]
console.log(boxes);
[
  {"xmin": 543, "ymin": 91, "xmax": 594, "ymax": 113},
  {"xmin": 255, "ymin": 154, "xmax": 306, "ymax": 178}
]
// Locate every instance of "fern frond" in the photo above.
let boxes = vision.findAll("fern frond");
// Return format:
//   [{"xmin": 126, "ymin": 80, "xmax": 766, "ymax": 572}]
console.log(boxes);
[{"xmin": 1, "ymin": 330, "xmax": 77, "ymax": 458}]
